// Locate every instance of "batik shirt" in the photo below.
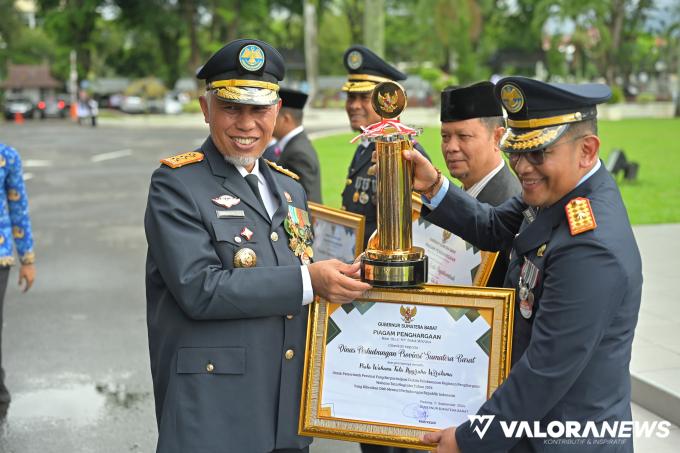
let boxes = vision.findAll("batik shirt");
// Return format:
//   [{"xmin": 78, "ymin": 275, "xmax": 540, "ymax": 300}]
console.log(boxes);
[{"xmin": 0, "ymin": 144, "xmax": 34, "ymax": 266}]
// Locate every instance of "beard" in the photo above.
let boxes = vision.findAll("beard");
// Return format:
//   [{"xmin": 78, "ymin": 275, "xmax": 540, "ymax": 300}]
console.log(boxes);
[{"xmin": 223, "ymin": 153, "xmax": 261, "ymax": 168}]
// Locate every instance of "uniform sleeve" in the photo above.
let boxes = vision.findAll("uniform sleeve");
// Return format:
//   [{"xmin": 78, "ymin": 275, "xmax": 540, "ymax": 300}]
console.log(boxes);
[
  {"xmin": 455, "ymin": 240, "xmax": 628, "ymax": 452},
  {"xmin": 423, "ymin": 182, "xmax": 524, "ymax": 252},
  {"xmin": 5, "ymin": 148, "xmax": 34, "ymax": 264},
  {"xmin": 144, "ymin": 168, "xmax": 304, "ymax": 321}
]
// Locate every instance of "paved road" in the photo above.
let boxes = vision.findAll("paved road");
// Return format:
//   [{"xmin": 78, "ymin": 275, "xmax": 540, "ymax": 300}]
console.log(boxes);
[{"xmin": 0, "ymin": 120, "xmax": 676, "ymax": 453}]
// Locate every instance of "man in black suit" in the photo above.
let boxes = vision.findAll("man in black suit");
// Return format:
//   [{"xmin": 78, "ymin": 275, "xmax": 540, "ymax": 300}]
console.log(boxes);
[
  {"xmin": 272, "ymin": 88, "xmax": 322, "ymax": 203},
  {"xmin": 439, "ymin": 82, "xmax": 521, "ymax": 287}
]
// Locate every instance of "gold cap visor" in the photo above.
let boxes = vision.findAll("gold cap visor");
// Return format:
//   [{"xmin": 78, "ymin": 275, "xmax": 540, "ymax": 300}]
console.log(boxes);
[
  {"xmin": 208, "ymin": 79, "xmax": 280, "ymax": 105},
  {"xmin": 342, "ymin": 74, "xmax": 392, "ymax": 93},
  {"xmin": 500, "ymin": 124, "xmax": 570, "ymax": 153}
]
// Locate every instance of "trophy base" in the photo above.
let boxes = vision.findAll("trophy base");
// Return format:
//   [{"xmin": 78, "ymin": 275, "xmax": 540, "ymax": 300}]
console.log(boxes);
[{"xmin": 360, "ymin": 256, "xmax": 428, "ymax": 288}]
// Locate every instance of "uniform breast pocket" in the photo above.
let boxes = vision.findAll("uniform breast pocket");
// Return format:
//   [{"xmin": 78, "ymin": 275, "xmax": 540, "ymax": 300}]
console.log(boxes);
[
  {"xmin": 212, "ymin": 219, "xmax": 253, "ymax": 244},
  {"xmin": 176, "ymin": 346, "xmax": 246, "ymax": 375}
]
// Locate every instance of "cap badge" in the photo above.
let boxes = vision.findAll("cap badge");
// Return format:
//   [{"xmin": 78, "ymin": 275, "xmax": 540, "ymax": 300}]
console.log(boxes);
[
  {"xmin": 239, "ymin": 44, "xmax": 265, "ymax": 72},
  {"xmin": 347, "ymin": 50, "xmax": 362, "ymax": 70},
  {"xmin": 500, "ymin": 83, "xmax": 524, "ymax": 113}
]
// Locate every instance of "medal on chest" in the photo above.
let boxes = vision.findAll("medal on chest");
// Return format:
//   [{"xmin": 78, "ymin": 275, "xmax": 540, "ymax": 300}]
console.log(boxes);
[
  {"xmin": 352, "ymin": 177, "xmax": 362, "ymax": 203},
  {"xmin": 284, "ymin": 205, "xmax": 314, "ymax": 265},
  {"xmin": 518, "ymin": 257, "xmax": 540, "ymax": 319},
  {"xmin": 359, "ymin": 177, "xmax": 371, "ymax": 205}
]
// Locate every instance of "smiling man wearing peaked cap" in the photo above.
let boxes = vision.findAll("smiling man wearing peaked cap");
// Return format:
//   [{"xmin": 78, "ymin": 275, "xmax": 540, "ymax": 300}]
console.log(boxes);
[
  {"xmin": 402, "ymin": 76, "xmax": 642, "ymax": 452},
  {"xmin": 144, "ymin": 38, "xmax": 371, "ymax": 453}
]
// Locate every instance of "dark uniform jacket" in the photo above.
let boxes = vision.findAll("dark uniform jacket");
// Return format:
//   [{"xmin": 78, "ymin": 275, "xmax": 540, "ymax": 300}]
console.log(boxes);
[
  {"xmin": 475, "ymin": 163, "xmax": 521, "ymax": 288},
  {"xmin": 423, "ymin": 164, "xmax": 642, "ymax": 452},
  {"xmin": 145, "ymin": 137, "xmax": 311, "ymax": 453},
  {"xmin": 277, "ymin": 130, "xmax": 322, "ymax": 204},
  {"xmin": 342, "ymin": 142, "xmax": 428, "ymax": 249}
]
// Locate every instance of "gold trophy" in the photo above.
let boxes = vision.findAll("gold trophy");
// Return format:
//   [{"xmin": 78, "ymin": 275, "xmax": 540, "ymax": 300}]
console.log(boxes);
[{"xmin": 360, "ymin": 81, "xmax": 428, "ymax": 287}]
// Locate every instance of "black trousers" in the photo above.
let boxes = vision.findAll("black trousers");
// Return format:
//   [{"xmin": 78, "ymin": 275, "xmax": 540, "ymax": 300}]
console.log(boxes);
[{"xmin": 0, "ymin": 267, "xmax": 10, "ymax": 405}]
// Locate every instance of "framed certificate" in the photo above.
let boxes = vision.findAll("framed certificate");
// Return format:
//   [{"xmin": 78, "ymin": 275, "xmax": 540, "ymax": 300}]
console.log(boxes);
[
  {"xmin": 411, "ymin": 194, "xmax": 499, "ymax": 287},
  {"xmin": 309, "ymin": 202, "xmax": 365, "ymax": 263},
  {"xmin": 299, "ymin": 285, "xmax": 514, "ymax": 450}
]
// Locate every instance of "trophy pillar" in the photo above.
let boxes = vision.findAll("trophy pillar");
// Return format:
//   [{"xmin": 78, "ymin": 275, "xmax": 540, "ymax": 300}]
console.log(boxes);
[{"xmin": 360, "ymin": 82, "xmax": 428, "ymax": 287}]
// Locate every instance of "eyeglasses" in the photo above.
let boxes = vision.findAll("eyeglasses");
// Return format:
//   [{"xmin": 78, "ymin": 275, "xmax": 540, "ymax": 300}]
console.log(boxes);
[{"xmin": 505, "ymin": 135, "xmax": 588, "ymax": 167}]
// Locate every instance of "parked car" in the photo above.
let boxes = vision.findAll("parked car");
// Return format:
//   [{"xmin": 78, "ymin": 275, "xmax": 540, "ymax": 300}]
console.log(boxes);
[
  {"xmin": 36, "ymin": 95, "xmax": 70, "ymax": 119},
  {"xmin": 120, "ymin": 95, "xmax": 146, "ymax": 114},
  {"xmin": 4, "ymin": 98, "xmax": 35, "ymax": 120}
]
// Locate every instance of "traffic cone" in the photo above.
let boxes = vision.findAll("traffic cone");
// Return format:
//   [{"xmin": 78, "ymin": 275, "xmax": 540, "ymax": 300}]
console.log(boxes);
[{"xmin": 14, "ymin": 112, "xmax": 24, "ymax": 124}]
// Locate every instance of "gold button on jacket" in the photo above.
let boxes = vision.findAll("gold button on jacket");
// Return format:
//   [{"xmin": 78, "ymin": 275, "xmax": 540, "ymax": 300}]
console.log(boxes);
[
  {"xmin": 270, "ymin": 232, "xmax": 279, "ymax": 242},
  {"xmin": 206, "ymin": 363, "xmax": 215, "ymax": 373},
  {"xmin": 284, "ymin": 349, "xmax": 294, "ymax": 360}
]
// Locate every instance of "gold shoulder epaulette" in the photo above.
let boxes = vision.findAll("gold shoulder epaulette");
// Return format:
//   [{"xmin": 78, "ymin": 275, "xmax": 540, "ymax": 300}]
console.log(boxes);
[
  {"xmin": 265, "ymin": 159, "xmax": 300, "ymax": 180},
  {"xmin": 160, "ymin": 151, "xmax": 204, "ymax": 169},
  {"xmin": 565, "ymin": 197, "xmax": 597, "ymax": 236}
]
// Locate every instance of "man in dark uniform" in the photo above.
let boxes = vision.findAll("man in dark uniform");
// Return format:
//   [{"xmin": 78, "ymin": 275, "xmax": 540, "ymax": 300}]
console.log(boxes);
[
  {"xmin": 439, "ymin": 82, "xmax": 521, "ymax": 287},
  {"xmin": 144, "ymin": 39, "xmax": 371, "ymax": 453},
  {"xmin": 407, "ymin": 77, "xmax": 642, "ymax": 452},
  {"xmin": 340, "ymin": 45, "xmax": 429, "ymax": 250},
  {"xmin": 272, "ymin": 87, "xmax": 322, "ymax": 203}
]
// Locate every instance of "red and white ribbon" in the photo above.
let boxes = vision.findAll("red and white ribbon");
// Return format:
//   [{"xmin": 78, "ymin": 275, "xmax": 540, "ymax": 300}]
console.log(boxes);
[{"xmin": 350, "ymin": 119, "xmax": 420, "ymax": 143}]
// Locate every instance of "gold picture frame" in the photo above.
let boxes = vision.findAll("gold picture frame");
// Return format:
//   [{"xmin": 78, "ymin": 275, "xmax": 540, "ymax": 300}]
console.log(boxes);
[
  {"xmin": 411, "ymin": 193, "xmax": 499, "ymax": 287},
  {"xmin": 299, "ymin": 285, "xmax": 515, "ymax": 450},
  {"xmin": 309, "ymin": 202, "xmax": 366, "ymax": 263}
]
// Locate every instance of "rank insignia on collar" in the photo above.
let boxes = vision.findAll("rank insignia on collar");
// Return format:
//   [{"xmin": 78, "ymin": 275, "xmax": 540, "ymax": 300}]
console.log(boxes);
[
  {"xmin": 160, "ymin": 151, "xmax": 204, "ymax": 168},
  {"xmin": 284, "ymin": 205, "xmax": 314, "ymax": 264},
  {"xmin": 212, "ymin": 194, "xmax": 241, "ymax": 208},
  {"xmin": 565, "ymin": 197, "xmax": 597, "ymax": 236}
]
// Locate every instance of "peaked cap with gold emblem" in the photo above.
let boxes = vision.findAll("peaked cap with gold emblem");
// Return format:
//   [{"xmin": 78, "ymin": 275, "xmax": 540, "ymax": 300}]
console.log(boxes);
[
  {"xmin": 197, "ymin": 38, "xmax": 285, "ymax": 106},
  {"xmin": 341, "ymin": 45, "xmax": 406, "ymax": 93},
  {"xmin": 494, "ymin": 77, "xmax": 611, "ymax": 153}
]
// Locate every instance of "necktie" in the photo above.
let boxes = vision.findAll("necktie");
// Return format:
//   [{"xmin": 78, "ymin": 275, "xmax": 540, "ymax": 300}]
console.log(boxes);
[{"xmin": 244, "ymin": 173, "xmax": 266, "ymax": 211}]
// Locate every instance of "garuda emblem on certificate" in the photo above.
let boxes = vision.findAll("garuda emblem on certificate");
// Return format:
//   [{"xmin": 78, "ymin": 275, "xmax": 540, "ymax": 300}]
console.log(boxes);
[{"xmin": 400, "ymin": 305, "xmax": 417, "ymax": 324}]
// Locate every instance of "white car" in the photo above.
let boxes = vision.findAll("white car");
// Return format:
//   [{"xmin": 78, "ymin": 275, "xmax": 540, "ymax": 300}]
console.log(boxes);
[{"xmin": 120, "ymin": 96, "xmax": 146, "ymax": 114}]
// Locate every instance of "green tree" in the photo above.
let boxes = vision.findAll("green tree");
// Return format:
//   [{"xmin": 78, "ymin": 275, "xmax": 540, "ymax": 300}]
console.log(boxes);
[{"xmin": 37, "ymin": 0, "xmax": 104, "ymax": 78}]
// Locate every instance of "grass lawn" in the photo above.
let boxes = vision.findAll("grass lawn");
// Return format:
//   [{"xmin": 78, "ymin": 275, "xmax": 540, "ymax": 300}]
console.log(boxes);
[{"xmin": 313, "ymin": 118, "xmax": 680, "ymax": 225}]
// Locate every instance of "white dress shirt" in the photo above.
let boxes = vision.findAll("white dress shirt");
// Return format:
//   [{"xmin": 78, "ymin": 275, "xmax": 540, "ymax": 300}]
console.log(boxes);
[
  {"xmin": 235, "ymin": 159, "xmax": 314, "ymax": 305},
  {"xmin": 276, "ymin": 125, "xmax": 304, "ymax": 153},
  {"xmin": 465, "ymin": 160, "xmax": 506, "ymax": 199}
]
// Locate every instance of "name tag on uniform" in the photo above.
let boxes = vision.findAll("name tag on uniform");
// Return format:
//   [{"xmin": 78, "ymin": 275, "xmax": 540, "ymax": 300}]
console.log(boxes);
[{"xmin": 216, "ymin": 210, "xmax": 245, "ymax": 219}]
